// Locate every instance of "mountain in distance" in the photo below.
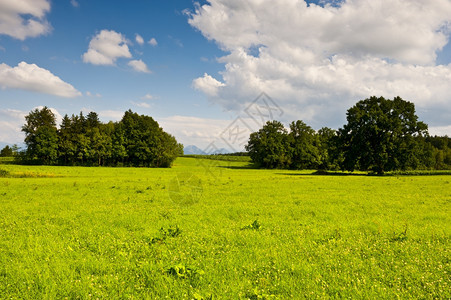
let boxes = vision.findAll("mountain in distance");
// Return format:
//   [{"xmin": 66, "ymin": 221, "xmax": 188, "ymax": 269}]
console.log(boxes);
[
  {"xmin": 183, "ymin": 145, "xmax": 207, "ymax": 155},
  {"xmin": 183, "ymin": 145, "xmax": 231, "ymax": 155}
]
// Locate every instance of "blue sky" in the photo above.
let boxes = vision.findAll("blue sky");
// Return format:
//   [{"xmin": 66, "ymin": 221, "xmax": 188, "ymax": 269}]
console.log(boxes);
[
  {"xmin": 1, "ymin": 0, "xmax": 451, "ymax": 151},
  {"xmin": 1, "ymin": 0, "xmax": 225, "ymax": 116}
]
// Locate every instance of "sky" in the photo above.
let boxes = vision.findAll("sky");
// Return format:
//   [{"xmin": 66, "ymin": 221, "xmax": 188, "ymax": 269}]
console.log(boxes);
[{"xmin": 1, "ymin": 0, "xmax": 451, "ymax": 152}]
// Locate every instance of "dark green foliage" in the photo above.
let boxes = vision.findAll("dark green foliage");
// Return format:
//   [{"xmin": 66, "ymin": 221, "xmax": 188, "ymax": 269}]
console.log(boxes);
[
  {"xmin": 241, "ymin": 220, "xmax": 262, "ymax": 230},
  {"xmin": 0, "ymin": 145, "xmax": 13, "ymax": 157},
  {"xmin": 246, "ymin": 96, "xmax": 449, "ymax": 172},
  {"xmin": 166, "ymin": 263, "xmax": 204, "ymax": 280},
  {"xmin": 424, "ymin": 136, "xmax": 451, "ymax": 169},
  {"xmin": 317, "ymin": 127, "xmax": 342, "ymax": 170},
  {"xmin": 288, "ymin": 120, "xmax": 320, "ymax": 169},
  {"xmin": 246, "ymin": 120, "xmax": 291, "ymax": 168},
  {"xmin": 246, "ymin": 120, "xmax": 322, "ymax": 170},
  {"xmin": 20, "ymin": 108, "xmax": 183, "ymax": 167},
  {"xmin": 151, "ymin": 225, "xmax": 182, "ymax": 244},
  {"xmin": 120, "ymin": 110, "xmax": 182, "ymax": 167},
  {"xmin": 338, "ymin": 96, "xmax": 428, "ymax": 174},
  {"xmin": 21, "ymin": 106, "xmax": 59, "ymax": 164}
]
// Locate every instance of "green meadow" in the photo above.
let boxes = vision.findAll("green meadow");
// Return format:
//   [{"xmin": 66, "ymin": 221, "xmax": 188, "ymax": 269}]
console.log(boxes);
[{"xmin": 0, "ymin": 157, "xmax": 449, "ymax": 299}]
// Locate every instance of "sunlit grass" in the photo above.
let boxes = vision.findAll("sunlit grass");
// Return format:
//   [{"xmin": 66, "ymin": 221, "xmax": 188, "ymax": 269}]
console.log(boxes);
[{"xmin": 0, "ymin": 158, "xmax": 449, "ymax": 298}]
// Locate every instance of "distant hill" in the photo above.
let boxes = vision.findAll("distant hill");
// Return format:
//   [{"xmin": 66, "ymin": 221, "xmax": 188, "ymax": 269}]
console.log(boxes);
[
  {"xmin": 183, "ymin": 145, "xmax": 207, "ymax": 155},
  {"xmin": 183, "ymin": 145, "xmax": 231, "ymax": 155}
]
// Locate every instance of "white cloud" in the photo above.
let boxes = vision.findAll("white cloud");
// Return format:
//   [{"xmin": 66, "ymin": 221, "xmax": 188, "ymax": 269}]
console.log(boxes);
[
  {"xmin": 128, "ymin": 59, "xmax": 151, "ymax": 73},
  {"xmin": 429, "ymin": 125, "xmax": 451, "ymax": 137},
  {"xmin": 70, "ymin": 0, "xmax": 79, "ymax": 8},
  {"xmin": 136, "ymin": 34, "xmax": 144, "ymax": 45},
  {"xmin": 98, "ymin": 110, "xmax": 124, "ymax": 122},
  {"xmin": 188, "ymin": 0, "xmax": 451, "ymax": 131},
  {"xmin": 0, "ymin": 106, "xmax": 63, "ymax": 145},
  {"xmin": 193, "ymin": 73, "xmax": 225, "ymax": 97},
  {"xmin": 0, "ymin": 109, "xmax": 26, "ymax": 144},
  {"xmin": 82, "ymin": 30, "xmax": 132, "ymax": 65},
  {"xmin": 0, "ymin": 0, "xmax": 51, "ymax": 40},
  {"xmin": 158, "ymin": 115, "xmax": 234, "ymax": 150},
  {"xmin": 86, "ymin": 91, "xmax": 102, "ymax": 98},
  {"xmin": 0, "ymin": 61, "xmax": 82, "ymax": 98},
  {"xmin": 141, "ymin": 93, "xmax": 156, "ymax": 100},
  {"xmin": 148, "ymin": 38, "xmax": 158, "ymax": 46},
  {"xmin": 131, "ymin": 101, "xmax": 151, "ymax": 108}
]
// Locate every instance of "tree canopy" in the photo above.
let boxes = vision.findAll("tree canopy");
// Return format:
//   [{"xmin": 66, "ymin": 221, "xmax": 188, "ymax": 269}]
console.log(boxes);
[
  {"xmin": 338, "ymin": 96, "xmax": 428, "ymax": 174},
  {"xmin": 20, "ymin": 107, "xmax": 183, "ymax": 167},
  {"xmin": 245, "ymin": 96, "xmax": 450, "ymax": 173}
]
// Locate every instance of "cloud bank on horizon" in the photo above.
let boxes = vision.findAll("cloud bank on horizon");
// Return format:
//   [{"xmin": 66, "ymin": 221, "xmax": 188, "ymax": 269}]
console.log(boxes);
[{"xmin": 189, "ymin": 0, "xmax": 451, "ymax": 130}]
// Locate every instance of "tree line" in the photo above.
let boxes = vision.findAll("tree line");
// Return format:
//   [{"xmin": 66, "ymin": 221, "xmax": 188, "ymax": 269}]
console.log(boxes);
[
  {"xmin": 246, "ymin": 96, "xmax": 451, "ymax": 174},
  {"xmin": 17, "ymin": 107, "xmax": 183, "ymax": 167}
]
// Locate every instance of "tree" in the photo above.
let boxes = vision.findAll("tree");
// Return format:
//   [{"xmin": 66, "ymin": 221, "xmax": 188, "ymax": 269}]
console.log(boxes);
[
  {"xmin": 86, "ymin": 111, "xmax": 100, "ymax": 129},
  {"xmin": 153, "ymin": 131, "xmax": 184, "ymax": 167},
  {"xmin": 58, "ymin": 114, "xmax": 76, "ymax": 165},
  {"xmin": 121, "ymin": 110, "xmax": 181, "ymax": 167},
  {"xmin": 21, "ymin": 108, "xmax": 182, "ymax": 167},
  {"xmin": 34, "ymin": 126, "xmax": 59, "ymax": 164},
  {"xmin": 111, "ymin": 122, "xmax": 127, "ymax": 165},
  {"xmin": 89, "ymin": 125, "xmax": 112, "ymax": 166},
  {"xmin": 288, "ymin": 120, "xmax": 320, "ymax": 169},
  {"xmin": 317, "ymin": 127, "xmax": 341, "ymax": 170},
  {"xmin": 246, "ymin": 120, "xmax": 291, "ymax": 168},
  {"xmin": 0, "ymin": 145, "xmax": 13, "ymax": 157},
  {"xmin": 22, "ymin": 107, "xmax": 58, "ymax": 164},
  {"xmin": 338, "ymin": 96, "xmax": 428, "ymax": 174}
]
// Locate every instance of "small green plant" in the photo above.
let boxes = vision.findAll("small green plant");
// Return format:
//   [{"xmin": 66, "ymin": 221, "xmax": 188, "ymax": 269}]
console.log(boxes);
[
  {"xmin": 245, "ymin": 287, "xmax": 276, "ymax": 300},
  {"xmin": 241, "ymin": 220, "xmax": 261, "ymax": 230},
  {"xmin": 166, "ymin": 263, "xmax": 204, "ymax": 280},
  {"xmin": 0, "ymin": 169, "xmax": 10, "ymax": 177},
  {"xmin": 390, "ymin": 224, "xmax": 409, "ymax": 242},
  {"xmin": 151, "ymin": 225, "xmax": 182, "ymax": 244}
]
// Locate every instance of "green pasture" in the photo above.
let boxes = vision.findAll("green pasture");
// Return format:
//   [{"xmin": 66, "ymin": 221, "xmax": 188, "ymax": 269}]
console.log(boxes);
[{"xmin": 0, "ymin": 157, "xmax": 449, "ymax": 299}]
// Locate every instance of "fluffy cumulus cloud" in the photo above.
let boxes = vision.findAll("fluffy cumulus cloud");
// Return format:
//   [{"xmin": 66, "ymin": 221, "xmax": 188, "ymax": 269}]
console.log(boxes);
[
  {"xmin": 188, "ymin": 0, "xmax": 451, "ymax": 131},
  {"xmin": 0, "ymin": 62, "xmax": 81, "ymax": 98},
  {"xmin": 193, "ymin": 73, "xmax": 225, "ymax": 97},
  {"xmin": 0, "ymin": 109, "xmax": 26, "ymax": 144},
  {"xmin": 0, "ymin": 0, "xmax": 51, "ymax": 40},
  {"xmin": 83, "ymin": 30, "xmax": 132, "ymax": 65},
  {"xmin": 128, "ymin": 59, "xmax": 151, "ymax": 73}
]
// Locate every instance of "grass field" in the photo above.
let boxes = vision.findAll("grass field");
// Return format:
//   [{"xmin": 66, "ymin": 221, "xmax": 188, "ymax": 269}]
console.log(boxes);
[{"xmin": 0, "ymin": 157, "xmax": 449, "ymax": 299}]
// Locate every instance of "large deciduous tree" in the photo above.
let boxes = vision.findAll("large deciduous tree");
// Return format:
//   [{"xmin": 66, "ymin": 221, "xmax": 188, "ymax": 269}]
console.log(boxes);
[
  {"xmin": 22, "ymin": 106, "xmax": 58, "ymax": 164},
  {"xmin": 288, "ymin": 120, "xmax": 320, "ymax": 170},
  {"xmin": 246, "ymin": 120, "xmax": 291, "ymax": 168},
  {"xmin": 338, "ymin": 96, "xmax": 428, "ymax": 174}
]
